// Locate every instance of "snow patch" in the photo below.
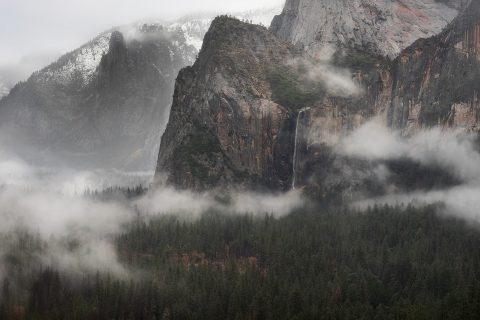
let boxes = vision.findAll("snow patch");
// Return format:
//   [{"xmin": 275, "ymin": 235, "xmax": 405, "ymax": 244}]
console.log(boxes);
[
  {"xmin": 168, "ymin": 19, "xmax": 211, "ymax": 51},
  {"xmin": 38, "ymin": 33, "xmax": 111, "ymax": 87},
  {"xmin": 0, "ymin": 83, "xmax": 10, "ymax": 99},
  {"xmin": 28, "ymin": 6, "xmax": 282, "ymax": 89}
]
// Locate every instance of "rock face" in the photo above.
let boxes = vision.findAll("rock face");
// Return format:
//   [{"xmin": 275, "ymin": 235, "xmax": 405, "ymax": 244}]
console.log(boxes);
[
  {"xmin": 0, "ymin": 7, "xmax": 282, "ymax": 171},
  {"xmin": 0, "ymin": 25, "xmax": 196, "ymax": 170},
  {"xmin": 155, "ymin": 17, "xmax": 393, "ymax": 192},
  {"xmin": 388, "ymin": 0, "xmax": 480, "ymax": 133},
  {"xmin": 156, "ymin": 17, "xmax": 299, "ymax": 190},
  {"xmin": 155, "ymin": 0, "xmax": 480, "ymax": 195},
  {"xmin": 288, "ymin": 0, "xmax": 480, "ymax": 196},
  {"xmin": 270, "ymin": 0, "xmax": 470, "ymax": 58}
]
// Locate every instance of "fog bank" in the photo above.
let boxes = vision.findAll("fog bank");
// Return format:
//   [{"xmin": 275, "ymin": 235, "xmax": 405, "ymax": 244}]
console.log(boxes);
[
  {"xmin": 0, "ymin": 155, "xmax": 303, "ymax": 279},
  {"xmin": 340, "ymin": 118, "xmax": 480, "ymax": 223}
]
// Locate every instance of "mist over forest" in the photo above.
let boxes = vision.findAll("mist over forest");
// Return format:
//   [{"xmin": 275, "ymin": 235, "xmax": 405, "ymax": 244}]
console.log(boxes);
[{"xmin": 1, "ymin": 0, "xmax": 480, "ymax": 319}]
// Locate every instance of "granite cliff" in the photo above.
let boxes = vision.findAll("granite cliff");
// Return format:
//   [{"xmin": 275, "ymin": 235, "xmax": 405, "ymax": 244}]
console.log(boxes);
[
  {"xmin": 270, "ymin": 0, "xmax": 470, "ymax": 58},
  {"xmin": 155, "ymin": 1, "xmax": 480, "ymax": 196},
  {"xmin": 156, "ymin": 17, "xmax": 299, "ymax": 190},
  {"xmin": 0, "ymin": 8, "xmax": 282, "ymax": 171},
  {"xmin": 0, "ymin": 24, "xmax": 197, "ymax": 170},
  {"xmin": 388, "ymin": 0, "xmax": 480, "ymax": 133},
  {"xmin": 155, "ymin": 16, "xmax": 395, "ymax": 191}
]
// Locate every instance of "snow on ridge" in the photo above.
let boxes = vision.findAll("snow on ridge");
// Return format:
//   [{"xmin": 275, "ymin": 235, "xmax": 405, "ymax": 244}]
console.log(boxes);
[
  {"xmin": 166, "ymin": 6, "xmax": 283, "ymax": 51},
  {"xmin": 235, "ymin": 6, "xmax": 284, "ymax": 27},
  {"xmin": 167, "ymin": 18, "xmax": 212, "ymax": 51},
  {"xmin": 0, "ymin": 75, "xmax": 11, "ymax": 98},
  {"xmin": 38, "ymin": 33, "xmax": 111, "ymax": 87},
  {"xmin": 0, "ymin": 83, "xmax": 10, "ymax": 99},
  {"xmin": 35, "ymin": 19, "xmax": 207, "ymax": 87},
  {"xmin": 31, "ymin": 6, "xmax": 282, "ymax": 88},
  {"xmin": 73, "ymin": 34, "xmax": 112, "ymax": 84}
]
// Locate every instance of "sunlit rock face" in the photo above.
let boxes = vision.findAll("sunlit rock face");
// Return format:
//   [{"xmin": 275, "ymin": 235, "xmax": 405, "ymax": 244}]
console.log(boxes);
[
  {"xmin": 267, "ymin": 0, "xmax": 476, "ymax": 150},
  {"xmin": 290, "ymin": 0, "xmax": 480, "ymax": 141},
  {"xmin": 271, "ymin": 0, "xmax": 471, "ymax": 59},
  {"xmin": 388, "ymin": 0, "xmax": 480, "ymax": 134},
  {"xmin": 275, "ymin": 0, "xmax": 480, "ymax": 196}
]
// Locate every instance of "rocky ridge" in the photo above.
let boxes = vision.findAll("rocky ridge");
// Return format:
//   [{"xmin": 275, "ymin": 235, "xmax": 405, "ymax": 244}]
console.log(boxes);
[
  {"xmin": 0, "ymin": 7, "xmax": 282, "ymax": 171},
  {"xmin": 0, "ymin": 25, "xmax": 195, "ymax": 170},
  {"xmin": 388, "ymin": 0, "xmax": 480, "ymax": 133},
  {"xmin": 271, "ymin": 0, "xmax": 471, "ymax": 58},
  {"xmin": 156, "ymin": 17, "xmax": 299, "ymax": 190},
  {"xmin": 280, "ymin": 0, "xmax": 480, "ymax": 196},
  {"xmin": 155, "ymin": 0, "xmax": 480, "ymax": 197}
]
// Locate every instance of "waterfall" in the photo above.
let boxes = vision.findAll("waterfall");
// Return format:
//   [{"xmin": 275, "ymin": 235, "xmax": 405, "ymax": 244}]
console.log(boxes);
[{"xmin": 292, "ymin": 107, "xmax": 309, "ymax": 190}]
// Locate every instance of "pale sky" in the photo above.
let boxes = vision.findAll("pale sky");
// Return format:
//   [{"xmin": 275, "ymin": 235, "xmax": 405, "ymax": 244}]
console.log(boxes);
[{"xmin": 0, "ymin": 0, "xmax": 284, "ymax": 84}]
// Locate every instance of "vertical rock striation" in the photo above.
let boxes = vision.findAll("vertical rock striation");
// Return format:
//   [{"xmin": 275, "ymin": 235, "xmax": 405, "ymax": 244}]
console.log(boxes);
[
  {"xmin": 155, "ymin": 16, "xmax": 394, "ymax": 191},
  {"xmin": 388, "ymin": 0, "xmax": 480, "ymax": 133},
  {"xmin": 155, "ymin": 0, "xmax": 480, "ymax": 195},
  {"xmin": 156, "ymin": 17, "xmax": 299, "ymax": 190}
]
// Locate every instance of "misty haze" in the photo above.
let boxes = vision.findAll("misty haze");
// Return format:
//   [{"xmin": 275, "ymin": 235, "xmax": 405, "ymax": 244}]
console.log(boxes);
[{"xmin": 1, "ymin": 0, "xmax": 480, "ymax": 319}]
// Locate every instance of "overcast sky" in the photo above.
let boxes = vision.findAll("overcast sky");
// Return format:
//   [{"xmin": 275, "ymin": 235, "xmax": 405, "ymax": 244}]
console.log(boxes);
[{"xmin": 0, "ymin": 0, "xmax": 284, "ymax": 85}]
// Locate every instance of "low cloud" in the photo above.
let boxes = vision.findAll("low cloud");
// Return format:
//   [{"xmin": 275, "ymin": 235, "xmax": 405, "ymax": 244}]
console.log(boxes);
[
  {"xmin": 135, "ymin": 188, "xmax": 215, "ymax": 217},
  {"xmin": 339, "ymin": 118, "xmax": 480, "ymax": 223},
  {"xmin": 354, "ymin": 186, "xmax": 480, "ymax": 223},
  {"xmin": 136, "ymin": 188, "xmax": 303, "ymax": 219},
  {"xmin": 0, "ymin": 154, "xmax": 304, "ymax": 280},
  {"xmin": 0, "ymin": 186, "xmax": 133, "ymax": 278},
  {"xmin": 119, "ymin": 24, "xmax": 174, "ymax": 44},
  {"xmin": 287, "ymin": 48, "xmax": 363, "ymax": 98},
  {"xmin": 0, "ymin": 153, "xmax": 154, "ymax": 195},
  {"xmin": 338, "ymin": 118, "xmax": 480, "ymax": 183},
  {"xmin": 229, "ymin": 191, "xmax": 303, "ymax": 216}
]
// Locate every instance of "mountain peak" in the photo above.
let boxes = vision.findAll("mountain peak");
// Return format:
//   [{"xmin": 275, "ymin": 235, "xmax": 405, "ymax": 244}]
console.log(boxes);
[
  {"xmin": 0, "ymin": 7, "xmax": 283, "ymax": 171},
  {"xmin": 109, "ymin": 30, "xmax": 126, "ymax": 47},
  {"xmin": 156, "ymin": 16, "xmax": 298, "ymax": 190},
  {"xmin": 271, "ymin": 0, "xmax": 471, "ymax": 58}
]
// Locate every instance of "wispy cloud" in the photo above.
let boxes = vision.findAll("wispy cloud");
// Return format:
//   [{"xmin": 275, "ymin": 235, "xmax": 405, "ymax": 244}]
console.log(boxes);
[
  {"xmin": 0, "ymin": 153, "xmax": 303, "ymax": 279},
  {"xmin": 339, "ymin": 118, "xmax": 480, "ymax": 223},
  {"xmin": 287, "ymin": 50, "xmax": 363, "ymax": 98}
]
